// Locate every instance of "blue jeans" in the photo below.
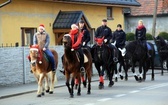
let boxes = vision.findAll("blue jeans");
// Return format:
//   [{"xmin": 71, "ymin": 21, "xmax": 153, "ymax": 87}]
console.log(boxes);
[{"xmin": 44, "ymin": 49, "xmax": 56, "ymax": 70}]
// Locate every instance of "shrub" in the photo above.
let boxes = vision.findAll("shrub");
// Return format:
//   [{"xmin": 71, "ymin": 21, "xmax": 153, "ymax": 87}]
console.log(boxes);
[
  {"xmin": 126, "ymin": 32, "xmax": 135, "ymax": 41},
  {"xmin": 158, "ymin": 32, "xmax": 168, "ymax": 40},
  {"xmin": 146, "ymin": 33, "xmax": 153, "ymax": 40}
]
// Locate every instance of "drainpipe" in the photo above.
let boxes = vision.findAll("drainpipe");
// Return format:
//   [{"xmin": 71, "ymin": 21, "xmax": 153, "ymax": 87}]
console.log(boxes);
[{"xmin": 0, "ymin": 0, "xmax": 12, "ymax": 8}]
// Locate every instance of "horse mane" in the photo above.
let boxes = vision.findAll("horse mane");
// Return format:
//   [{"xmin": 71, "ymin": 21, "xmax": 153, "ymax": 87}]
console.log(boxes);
[{"xmin": 157, "ymin": 36, "xmax": 168, "ymax": 46}]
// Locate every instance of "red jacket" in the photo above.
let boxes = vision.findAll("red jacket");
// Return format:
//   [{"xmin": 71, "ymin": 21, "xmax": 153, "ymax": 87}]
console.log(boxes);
[{"xmin": 69, "ymin": 29, "xmax": 83, "ymax": 49}]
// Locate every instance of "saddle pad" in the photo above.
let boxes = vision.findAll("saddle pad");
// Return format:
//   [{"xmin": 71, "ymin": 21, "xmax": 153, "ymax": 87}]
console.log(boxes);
[
  {"xmin": 147, "ymin": 43, "xmax": 152, "ymax": 50},
  {"xmin": 76, "ymin": 53, "xmax": 88, "ymax": 63}
]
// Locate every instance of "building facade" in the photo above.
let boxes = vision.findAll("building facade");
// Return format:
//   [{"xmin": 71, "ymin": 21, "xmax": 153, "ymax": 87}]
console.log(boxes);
[{"xmin": 0, "ymin": 0, "xmax": 140, "ymax": 47}]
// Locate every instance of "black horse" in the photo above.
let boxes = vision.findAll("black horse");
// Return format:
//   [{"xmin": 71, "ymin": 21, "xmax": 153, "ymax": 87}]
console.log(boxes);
[
  {"xmin": 154, "ymin": 36, "xmax": 168, "ymax": 75},
  {"xmin": 91, "ymin": 37, "xmax": 116, "ymax": 89},
  {"xmin": 119, "ymin": 40, "xmax": 155, "ymax": 82}
]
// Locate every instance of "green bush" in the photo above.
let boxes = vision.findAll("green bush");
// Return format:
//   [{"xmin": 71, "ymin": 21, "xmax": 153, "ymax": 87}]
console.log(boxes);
[
  {"xmin": 126, "ymin": 32, "xmax": 135, "ymax": 41},
  {"xmin": 146, "ymin": 33, "xmax": 153, "ymax": 40},
  {"xmin": 158, "ymin": 32, "xmax": 168, "ymax": 40}
]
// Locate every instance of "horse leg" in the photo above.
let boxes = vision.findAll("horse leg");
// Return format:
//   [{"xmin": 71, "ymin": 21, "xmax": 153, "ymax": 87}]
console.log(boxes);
[
  {"xmin": 87, "ymin": 72, "xmax": 91, "ymax": 94},
  {"xmin": 138, "ymin": 62, "xmax": 143, "ymax": 82},
  {"xmin": 160, "ymin": 59, "xmax": 164, "ymax": 75},
  {"xmin": 114, "ymin": 63, "xmax": 118, "ymax": 82},
  {"xmin": 131, "ymin": 61, "xmax": 138, "ymax": 81},
  {"xmin": 119, "ymin": 61, "xmax": 124, "ymax": 80},
  {"xmin": 99, "ymin": 66, "xmax": 105, "ymax": 89},
  {"xmin": 70, "ymin": 77, "xmax": 75, "ymax": 98},
  {"xmin": 44, "ymin": 75, "xmax": 50, "ymax": 93},
  {"xmin": 65, "ymin": 73, "xmax": 71, "ymax": 97},
  {"xmin": 49, "ymin": 71, "xmax": 56, "ymax": 94},
  {"xmin": 151, "ymin": 58, "xmax": 155, "ymax": 81},
  {"xmin": 82, "ymin": 73, "xmax": 87, "ymax": 88},
  {"xmin": 142, "ymin": 63, "xmax": 147, "ymax": 81},
  {"xmin": 77, "ymin": 74, "xmax": 81, "ymax": 96},
  {"xmin": 108, "ymin": 65, "xmax": 115, "ymax": 87},
  {"xmin": 37, "ymin": 73, "xmax": 45, "ymax": 97}
]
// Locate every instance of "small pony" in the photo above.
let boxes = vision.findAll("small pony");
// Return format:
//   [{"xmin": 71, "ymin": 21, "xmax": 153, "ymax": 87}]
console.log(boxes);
[{"xmin": 29, "ymin": 45, "xmax": 58, "ymax": 97}]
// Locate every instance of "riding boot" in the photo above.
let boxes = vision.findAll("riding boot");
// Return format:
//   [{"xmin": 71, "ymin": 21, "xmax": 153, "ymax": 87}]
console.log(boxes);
[
  {"xmin": 59, "ymin": 55, "xmax": 65, "ymax": 75},
  {"xmin": 110, "ymin": 44, "xmax": 118, "ymax": 63},
  {"xmin": 78, "ymin": 49, "xmax": 85, "ymax": 73}
]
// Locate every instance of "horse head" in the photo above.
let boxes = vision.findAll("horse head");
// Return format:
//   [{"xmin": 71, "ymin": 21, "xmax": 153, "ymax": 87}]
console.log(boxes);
[
  {"xmin": 63, "ymin": 34, "xmax": 72, "ymax": 49},
  {"xmin": 155, "ymin": 36, "xmax": 167, "ymax": 47},
  {"xmin": 29, "ymin": 44, "xmax": 40, "ymax": 66},
  {"xmin": 95, "ymin": 36, "xmax": 104, "ymax": 46}
]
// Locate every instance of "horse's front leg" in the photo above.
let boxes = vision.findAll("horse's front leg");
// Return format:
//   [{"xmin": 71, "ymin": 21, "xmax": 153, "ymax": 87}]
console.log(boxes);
[
  {"xmin": 131, "ymin": 61, "xmax": 138, "ymax": 81},
  {"xmin": 108, "ymin": 64, "xmax": 115, "ymax": 87},
  {"xmin": 49, "ymin": 71, "xmax": 56, "ymax": 94},
  {"xmin": 65, "ymin": 73, "xmax": 71, "ymax": 97},
  {"xmin": 77, "ymin": 74, "xmax": 81, "ymax": 96},
  {"xmin": 160, "ymin": 59, "xmax": 164, "ymax": 75},
  {"xmin": 99, "ymin": 65, "xmax": 105, "ymax": 89},
  {"xmin": 70, "ymin": 77, "xmax": 75, "ymax": 98},
  {"xmin": 138, "ymin": 61, "xmax": 143, "ymax": 82},
  {"xmin": 37, "ymin": 73, "xmax": 45, "ymax": 97},
  {"xmin": 142, "ymin": 63, "xmax": 147, "ymax": 81}
]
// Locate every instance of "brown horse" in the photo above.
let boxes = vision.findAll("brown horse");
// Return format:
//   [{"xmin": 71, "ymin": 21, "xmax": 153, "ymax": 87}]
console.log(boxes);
[
  {"xmin": 29, "ymin": 45, "xmax": 58, "ymax": 97},
  {"xmin": 62, "ymin": 34, "xmax": 92, "ymax": 98}
]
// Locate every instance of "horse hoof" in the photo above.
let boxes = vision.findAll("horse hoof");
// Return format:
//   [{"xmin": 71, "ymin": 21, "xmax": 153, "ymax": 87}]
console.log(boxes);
[
  {"xmin": 70, "ymin": 94, "xmax": 74, "ymax": 98},
  {"xmin": 134, "ymin": 76, "xmax": 139, "ymax": 81},
  {"xmin": 87, "ymin": 91, "xmax": 91, "ymax": 94},
  {"xmin": 138, "ymin": 77, "xmax": 142, "ymax": 82},
  {"xmin": 46, "ymin": 89, "xmax": 49, "ymax": 93},
  {"xmin": 42, "ymin": 92, "xmax": 45, "ymax": 95},
  {"xmin": 37, "ymin": 94, "xmax": 41, "ymax": 97},
  {"xmin": 115, "ymin": 77, "xmax": 118, "ymax": 82},
  {"xmin": 120, "ymin": 75, "xmax": 124, "ymax": 80},
  {"xmin": 77, "ymin": 93, "xmax": 81, "ymax": 96},
  {"xmin": 151, "ymin": 78, "xmax": 155, "ymax": 81},
  {"xmin": 125, "ymin": 77, "xmax": 128, "ymax": 81},
  {"xmin": 99, "ymin": 82, "xmax": 104, "ymax": 89},
  {"xmin": 108, "ymin": 81, "xmax": 114, "ymax": 87},
  {"xmin": 49, "ymin": 91, "xmax": 53, "ymax": 94}
]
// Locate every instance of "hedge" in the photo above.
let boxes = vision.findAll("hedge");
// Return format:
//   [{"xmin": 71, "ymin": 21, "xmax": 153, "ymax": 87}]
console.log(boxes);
[
  {"xmin": 126, "ymin": 32, "xmax": 135, "ymax": 41},
  {"xmin": 158, "ymin": 32, "xmax": 168, "ymax": 40}
]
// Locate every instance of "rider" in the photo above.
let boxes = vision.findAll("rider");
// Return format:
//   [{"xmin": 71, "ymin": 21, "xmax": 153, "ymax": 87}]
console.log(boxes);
[
  {"xmin": 78, "ymin": 20, "xmax": 90, "ymax": 47},
  {"xmin": 70, "ymin": 24, "xmax": 85, "ymax": 72},
  {"xmin": 33, "ymin": 24, "xmax": 56, "ymax": 72},
  {"xmin": 112, "ymin": 24, "xmax": 126, "ymax": 49},
  {"xmin": 135, "ymin": 20, "xmax": 150, "ymax": 58},
  {"xmin": 94, "ymin": 19, "xmax": 118, "ymax": 62}
]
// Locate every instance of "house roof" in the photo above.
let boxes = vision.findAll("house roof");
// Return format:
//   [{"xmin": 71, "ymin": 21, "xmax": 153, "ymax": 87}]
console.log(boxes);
[
  {"xmin": 130, "ymin": 0, "xmax": 168, "ymax": 16},
  {"xmin": 53, "ymin": 11, "xmax": 91, "ymax": 29},
  {"xmin": 40, "ymin": 0, "xmax": 141, "ymax": 7}
]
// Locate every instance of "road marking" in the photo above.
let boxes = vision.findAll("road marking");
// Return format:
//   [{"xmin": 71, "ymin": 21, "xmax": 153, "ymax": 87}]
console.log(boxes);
[
  {"xmin": 84, "ymin": 103, "xmax": 95, "ymax": 105},
  {"xmin": 97, "ymin": 98, "xmax": 112, "ymax": 102},
  {"xmin": 115, "ymin": 94, "xmax": 126, "ymax": 98},
  {"xmin": 141, "ymin": 83, "xmax": 168, "ymax": 90},
  {"xmin": 129, "ymin": 90, "xmax": 140, "ymax": 93}
]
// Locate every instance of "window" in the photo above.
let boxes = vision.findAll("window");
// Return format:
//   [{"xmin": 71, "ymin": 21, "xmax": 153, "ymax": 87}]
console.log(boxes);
[
  {"xmin": 21, "ymin": 28, "xmax": 36, "ymax": 46},
  {"xmin": 107, "ymin": 7, "xmax": 113, "ymax": 20}
]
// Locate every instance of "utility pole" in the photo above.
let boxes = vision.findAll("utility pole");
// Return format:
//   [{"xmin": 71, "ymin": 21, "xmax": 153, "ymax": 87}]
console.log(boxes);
[{"xmin": 152, "ymin": 0, "xmax": 158, "ymax": 37}]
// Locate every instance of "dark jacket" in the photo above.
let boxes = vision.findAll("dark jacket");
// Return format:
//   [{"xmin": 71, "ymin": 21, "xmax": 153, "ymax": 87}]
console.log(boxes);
[
  {"xmin": 112, "ymin": 29, "xmax": 126, "ymax": 48},
  {"xmin": 135, "ymin": 27, "xmax": 146, "ymax": 41},
  {"xmin": 81, "ymin": 27, "xmax": 90, "ymax": 46},
  {"xmin": 95, "ymin": 25, "xmax": 112, "ymax": 43}
]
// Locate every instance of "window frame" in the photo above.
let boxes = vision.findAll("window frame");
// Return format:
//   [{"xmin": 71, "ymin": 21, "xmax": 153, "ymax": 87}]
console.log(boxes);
[{"xmin": 107, "ymin": 7, "xmax": 113, "ymax": 20}]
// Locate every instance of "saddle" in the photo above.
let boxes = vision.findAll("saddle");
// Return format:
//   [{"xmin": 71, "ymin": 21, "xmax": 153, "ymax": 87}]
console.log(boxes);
[{"xmin": 76, "ymin": 52, "xmax": 88, "ymax": 63}]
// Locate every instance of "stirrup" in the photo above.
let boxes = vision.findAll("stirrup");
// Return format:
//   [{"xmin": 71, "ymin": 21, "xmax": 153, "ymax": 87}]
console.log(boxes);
[
  {"xmin": 80, "ymin": 67, "xmax": 85, "ymax": 73},
  {"xmin": 113, "ymin": 57, "xmax": 118, "ymax": 63}
]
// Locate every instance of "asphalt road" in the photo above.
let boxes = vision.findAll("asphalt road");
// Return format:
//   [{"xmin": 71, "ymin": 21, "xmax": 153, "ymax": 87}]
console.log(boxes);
[{"xmin": 0, "ymin": 72, "xmax": 168, "ymax": 105}]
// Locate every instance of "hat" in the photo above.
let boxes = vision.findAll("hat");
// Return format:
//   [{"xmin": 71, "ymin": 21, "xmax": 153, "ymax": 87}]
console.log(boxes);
[
  {"xmin": 79, "ymin": 20, "xmax": 84, "ymax": 23},
  {"xmin": 71, "ymin": 24, "xmax": 78, "ymax": 29},
  {"xmin": 117, "ymin": 24, "xmax": 122, "ymax": 28},
  {"xmin": 102, "ymin": 19, "xmax": 107, "ymax": 22},
  {"xmin": 39, "ymin": 24, "xmax": 45, "ymax": 30}
]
